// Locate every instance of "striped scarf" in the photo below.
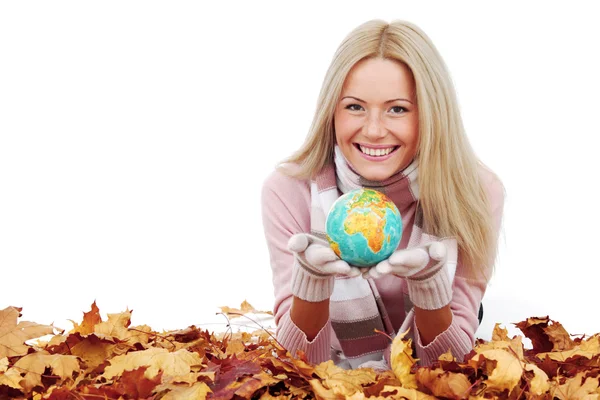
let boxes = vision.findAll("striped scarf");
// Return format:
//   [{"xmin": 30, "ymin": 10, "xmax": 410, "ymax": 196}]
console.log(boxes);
[{"xmin": 310, "ymin": 146, "xmax": 441, "ymax": 368}]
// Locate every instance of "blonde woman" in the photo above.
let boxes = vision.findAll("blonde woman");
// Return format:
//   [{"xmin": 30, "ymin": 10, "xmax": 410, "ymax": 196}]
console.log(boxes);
[{"xmin": 261, "ymin": 19, "xmax": 505, "ymax": 369}]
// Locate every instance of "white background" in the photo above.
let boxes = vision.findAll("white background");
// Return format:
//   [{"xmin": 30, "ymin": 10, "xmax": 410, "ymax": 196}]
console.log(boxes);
[{"xmin": 1, "ymin": 1, "xmax": 599, "ymax": 343}]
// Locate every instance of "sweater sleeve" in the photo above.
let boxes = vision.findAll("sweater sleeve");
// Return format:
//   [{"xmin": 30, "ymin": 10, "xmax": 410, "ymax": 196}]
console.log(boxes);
[
  {"xmin": 260, "ymin": 168, "xmax": 332, "ymax": 363},
  {"xmin": 411, "ymin": 166, "xmax": 506, "ymax": 366}
]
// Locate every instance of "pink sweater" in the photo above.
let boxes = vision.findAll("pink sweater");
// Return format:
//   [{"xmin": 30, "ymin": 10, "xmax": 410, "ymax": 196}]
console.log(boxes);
[{"xmin": 261, "ymin": 165, "xmax": 505, "ymax": 367}]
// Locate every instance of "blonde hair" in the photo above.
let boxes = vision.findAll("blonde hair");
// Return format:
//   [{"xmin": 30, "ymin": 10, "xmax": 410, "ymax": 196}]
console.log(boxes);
[{"xmin": 280, "ymin": 19, "xmax": 504, "ymax": 279}]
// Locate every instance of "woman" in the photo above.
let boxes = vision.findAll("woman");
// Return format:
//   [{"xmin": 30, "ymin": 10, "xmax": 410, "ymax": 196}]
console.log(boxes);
[{"xmin": 261, "ymin": 19, "xmax": 505, "ymax": 369}]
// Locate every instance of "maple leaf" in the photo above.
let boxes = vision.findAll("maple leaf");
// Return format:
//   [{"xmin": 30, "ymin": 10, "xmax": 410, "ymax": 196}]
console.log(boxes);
[
  {"xmin": 11, "ymin": 351, "xmax": 79, "ymax": 393},
  {"xmin": 219, "ymin": 300, "xmax": 273, "ymax": 319},
  {"xmin": 311, "ymin": 360, "xmax": 377, "ymax": 397},
  {"xmin": 552, "ymin": 371, "xmax": 600, "ymax": 400},
  {"xmin": 537, "ymin": 335, "xmax": 600, "ymax": 362},
  {"xmin": 94, "ymin": 309, "xmax": 132, "ymax": 340},
  {"xmin": 415, "ymin": 367, "xmax": 471, "ymax": 398},
  {"xmin": 160, "ymin": 381, "xmax": 212, "ymax": 400},
  {"xmin": 102, "ymin": 347, "xmax": 204, "ymax": 380},
  {"xmin": 0, "ymin": 306, "xmax": 54, "ymax": 358},
  {"xmin": 69, "ymin": 301, "xmax": 102, "ymax": 335},
  {"xmin": 390, "ymin": 330, "xmax": 418, "ymax": 389},
  {"xmin": 469, "ymin": 349, "xmax": 523, "ymax": 393},
  {"xmin": 112, "ymin": 366, "xmax": 163, "ymax": 398},
  {"xmin": 523, "ymin": 363, "xmax": 550, "ymax": 395},
  {"xmin": 0, "ymin": 357, "xmax": 7, "ymax": 373}
]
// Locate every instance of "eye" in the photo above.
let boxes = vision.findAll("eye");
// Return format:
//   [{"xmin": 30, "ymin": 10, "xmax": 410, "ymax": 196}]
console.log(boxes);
[
  {"xmin": 390, "ymin": 106, "xmax": 407, "ymax": 114},
  {"xmin": 345, "ymin": 104, "xmax": 364, "ymax": 112}
]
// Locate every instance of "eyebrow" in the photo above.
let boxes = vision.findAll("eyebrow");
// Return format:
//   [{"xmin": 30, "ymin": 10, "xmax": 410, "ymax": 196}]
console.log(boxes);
[{"xmin": 341, "ymin": 96, "xmax": 414, "ymax": 105}]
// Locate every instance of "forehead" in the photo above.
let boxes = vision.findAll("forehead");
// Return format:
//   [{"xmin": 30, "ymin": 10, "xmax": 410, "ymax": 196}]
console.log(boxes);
[{"xmin": 341, "ymin": 57, "xmax": 415, "ymax": 99}]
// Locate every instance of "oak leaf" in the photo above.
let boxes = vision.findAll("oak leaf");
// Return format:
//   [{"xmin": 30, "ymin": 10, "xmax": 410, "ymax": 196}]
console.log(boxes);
[
  {"xmin": 0, "ymin": 306, "xmax": 54, "ymax": 358},
  {"xmin": 390, "ymin": 330, "xmax": 418, "ymax": 389}
]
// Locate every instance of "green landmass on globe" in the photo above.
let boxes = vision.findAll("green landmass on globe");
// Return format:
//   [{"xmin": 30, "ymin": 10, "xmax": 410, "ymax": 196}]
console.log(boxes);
[{"xmin": 325, "ymin": 188, "xmax": 402, "ymax": 267}]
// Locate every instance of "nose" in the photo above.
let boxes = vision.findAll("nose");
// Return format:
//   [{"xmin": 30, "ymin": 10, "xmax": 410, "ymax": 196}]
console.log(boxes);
[{"xmin": 364, "ymin": 112, "xmax": 386, "ymax": 140}]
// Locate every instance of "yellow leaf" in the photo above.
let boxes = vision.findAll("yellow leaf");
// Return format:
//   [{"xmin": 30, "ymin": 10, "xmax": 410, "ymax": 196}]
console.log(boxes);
[
  {"xmin": 537, "ymin": 336, "xmax": 600, "ymax": 361},
  {"xmin": 524, "ymin": 363, "xmax": 550, "ymax": 395},
  {"xmin": 102, "ymin": 347, "xmax": 204, "ymax": 380},
  {"xmin": 390, "ymin": 330, "xmax": 417, "ymax": 389},
  {"xmin": 12, "ymin": 352, "xmax": 79, "ymax": 392},
  {"xmin": 475, "ymin": 330, "xmax": 524, "ymax": 361},
  {"xmin": 553, "ymin": 371, "xmax": 599, "ymax": 400},
  {"xmin": 312, "ymin": 360, "xmax": 377, "ymax": 396},
  {"xmin": 469, "ymin": 349, "xmax": 523, "ymax": 392},
  {"xmin": 70, "ymin": 336, "xmax": 116, "ymax": 369},
  {"xmin": 0, "ymin": 306, "xmax": 54, "ymax": 358},
  {"xmin": 94, "ymin": 310, "xmax": 132, "ymax": 340},
  {"xmin": 161, "ymin": 381, "xmax": 212, "ymax": 400},
  {"xmin": 416, "ymin": 368, "xmax": 471, "ymax": 398},
  {"xmin": 0, "ymin": 357, "xmax": 7, "ymax": 373},
  {"xmin": 379, "ymin": 385, "xmax": 437, "ymax": 399},
  {"xmin": 219, "ymin": 300, "xmax": 273, "ymax": 319},
  {"xmin": 0, "ymin": 367, "xmax": 22, "ymax": 390}
]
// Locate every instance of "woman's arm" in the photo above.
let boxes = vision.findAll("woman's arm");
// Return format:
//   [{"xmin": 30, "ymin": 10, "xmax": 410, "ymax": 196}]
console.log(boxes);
[
  {"xmin": 414, "ymin": 305, "xmax": 452, "ymax": 345},
  {"xmin": 290, "ymin": 297, "xmax": 330, "ymax": 341}
]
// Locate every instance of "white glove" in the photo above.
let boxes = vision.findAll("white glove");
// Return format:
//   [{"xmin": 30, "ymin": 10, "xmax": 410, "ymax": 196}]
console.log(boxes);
[
  {"xmin": 365, "ymin": 239, "xmax": 456, "ymax": 310},
  {"xmin": 288, "ymin": 233, "xmax": 361, "ymax": 302}
]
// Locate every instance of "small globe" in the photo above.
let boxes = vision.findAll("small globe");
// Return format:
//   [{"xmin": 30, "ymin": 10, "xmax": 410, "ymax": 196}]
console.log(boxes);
[{"xmin": 326, "ymin": 188, "xmax": 402, "ymax": 267}]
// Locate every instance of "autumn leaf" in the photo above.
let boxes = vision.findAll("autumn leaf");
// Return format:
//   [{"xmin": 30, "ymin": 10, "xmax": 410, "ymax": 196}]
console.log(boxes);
[
  {"xmin": 160, "ymin": 381, "xmax": 212, "ymax": 400},
  {"xmin": 553, "ymin": 371, "xmax": 600, "ymax": 400},
  {"xmin": 469, "ymin": 348, "xmax": 523, "ymax": 393},
  {"xmin": 102, "ymin": 347, "xmax": 204, "ymax": 380},
  {"xmin": 311, "ymin": 360, "xmax": 377, "ymax": 397},
  {"xmin": 69, "ymin": 301, "xmax": 102, "ymax": 335},
  {"xmin": 390, "ymin": 329, "xmax": 418, "ymax": 389},
  {"xmin": 415, "ymin": 367, "xmax": 471, "ymax": 398},
  {"xmin": 219, "ymin": 300, "xmax": 273, "ymax": 319},
  {"xmin": 11, "ymin": 352, "xmax": 79, "ymax": 392},
  {"xmin": 537, "ymin": 335, "xmax": 600, "ymax": 362},
  {"xmin": 0, "ymin": 306, "xmax": 54, "ymax": 358}
]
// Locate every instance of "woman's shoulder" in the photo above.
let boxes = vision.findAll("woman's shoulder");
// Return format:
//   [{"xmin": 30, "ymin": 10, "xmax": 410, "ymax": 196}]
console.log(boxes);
[
  {"xmin": 261, "ymin": 163, "xmax": 312, "ymax": 211},
  {"xmin": 476, "ymin": 162, "xmax": 506, "ymax": 217}
]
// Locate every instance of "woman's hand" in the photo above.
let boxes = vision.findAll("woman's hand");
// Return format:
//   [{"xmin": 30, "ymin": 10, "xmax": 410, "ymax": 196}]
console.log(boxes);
[
  {"xmin": 288, "ymin": 233, "xmax": 361, "ymax": 302},
  {"xmin": 364, "ymin": 238, "xmax": 457, "ymax": 310}
]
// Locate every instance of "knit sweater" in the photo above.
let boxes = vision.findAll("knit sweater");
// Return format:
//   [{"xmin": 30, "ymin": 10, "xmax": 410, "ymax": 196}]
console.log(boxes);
[{"xmin": 260, "ymin": 163, "xmax": 505, "ymax": 368}]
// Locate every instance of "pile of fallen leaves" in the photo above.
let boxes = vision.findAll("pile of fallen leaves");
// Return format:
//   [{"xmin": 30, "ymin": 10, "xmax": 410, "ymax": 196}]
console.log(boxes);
[{"xmin": 1, "ymin": 301, "xmax": 600, "ymax": 399}]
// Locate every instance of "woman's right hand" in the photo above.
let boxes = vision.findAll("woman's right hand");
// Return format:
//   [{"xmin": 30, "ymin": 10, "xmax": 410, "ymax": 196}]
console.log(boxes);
[{"xmin": 288, "ymin": 233, "xmax": 361, "ymax": 302}]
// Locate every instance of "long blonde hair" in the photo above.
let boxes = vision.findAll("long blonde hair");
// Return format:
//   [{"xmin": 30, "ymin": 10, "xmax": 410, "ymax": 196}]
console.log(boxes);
[{"xmin": 280, "ymin": 19, "xmax": 504, "ymax": 278}]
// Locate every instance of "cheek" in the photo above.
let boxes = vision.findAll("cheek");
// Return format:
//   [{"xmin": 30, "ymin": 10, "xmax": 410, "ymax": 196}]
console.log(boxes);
[{"xmin": 334, "ymin": 114, "xmax": 356, "ymax": 142}]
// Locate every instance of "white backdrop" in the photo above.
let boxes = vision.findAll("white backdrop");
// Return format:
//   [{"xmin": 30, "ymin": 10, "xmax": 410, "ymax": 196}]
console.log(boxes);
[{"xmin": 1, "ymin": 1, "xmax": 599, "ymax": 342}]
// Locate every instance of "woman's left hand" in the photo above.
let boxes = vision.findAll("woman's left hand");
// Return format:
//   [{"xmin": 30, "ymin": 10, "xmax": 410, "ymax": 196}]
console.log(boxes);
[{"xmin": 364, "ymin": 242, "xmax": 447, "ymax": 280}]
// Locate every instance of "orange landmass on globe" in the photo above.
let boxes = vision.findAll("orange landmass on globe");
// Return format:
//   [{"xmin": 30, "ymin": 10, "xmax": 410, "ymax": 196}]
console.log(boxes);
[
  {"xmin": 340, "ymin": 189, "xmax": 395, "ymax": 254},
  {"xmin": 344, "ymin": 212, "xmax": 386, "ymax": 253}
]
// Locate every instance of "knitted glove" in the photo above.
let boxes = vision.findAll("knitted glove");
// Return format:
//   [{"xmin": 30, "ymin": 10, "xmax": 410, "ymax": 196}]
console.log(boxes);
[
  {"xmin": 288, "ymin": 233, "xmax": 361, "ymax": 302},
  {"xmin": 365, "ymin": 238, "xmax": 457, "ymax": 310}
]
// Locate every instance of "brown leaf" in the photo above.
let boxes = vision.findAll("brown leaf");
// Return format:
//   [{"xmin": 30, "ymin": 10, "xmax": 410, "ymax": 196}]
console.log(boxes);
[
  {"xmin": 112, "ymin": 366, "xmax": 163, "ymax": 398},
  {"xmin": 0, "ymin": 306, "xmax": 54, "ymax": 358}
]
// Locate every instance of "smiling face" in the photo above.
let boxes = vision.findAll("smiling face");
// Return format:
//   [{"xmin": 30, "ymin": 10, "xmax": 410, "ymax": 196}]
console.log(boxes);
[{"xmin": 334, "ymin": 57, "xmax": 419, "ymax": 181}]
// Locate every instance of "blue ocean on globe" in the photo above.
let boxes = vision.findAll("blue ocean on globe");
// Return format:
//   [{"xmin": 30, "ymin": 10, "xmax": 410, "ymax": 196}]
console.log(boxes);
[{"xmin": 325, "ymin": 188, "xmax": 402, "ymax": 267}]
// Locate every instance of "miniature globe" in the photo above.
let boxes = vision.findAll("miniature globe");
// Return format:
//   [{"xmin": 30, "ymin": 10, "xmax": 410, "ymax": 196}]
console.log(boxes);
[{"xmin": 326, "ymin": 189, "xmax": 402, "ymax": 267}]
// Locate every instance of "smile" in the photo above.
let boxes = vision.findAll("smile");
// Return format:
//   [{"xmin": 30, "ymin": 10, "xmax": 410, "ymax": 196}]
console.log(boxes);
[{"xmin": 355, "ymin": 144, "xmax": 399, "ymax": 157}]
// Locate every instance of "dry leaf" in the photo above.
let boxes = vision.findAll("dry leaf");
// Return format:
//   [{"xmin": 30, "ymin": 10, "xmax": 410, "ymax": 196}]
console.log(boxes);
[
  {"xmin": 0, "ymin": 306, "xmax": 54, "ymax": 358},
  {"xmin": 219, "ymin": 300, "xmax": 273, "ymax": 319},
  {"xmin": 390, "ymin": 330, "xmax": 418, "ymax": 389}
]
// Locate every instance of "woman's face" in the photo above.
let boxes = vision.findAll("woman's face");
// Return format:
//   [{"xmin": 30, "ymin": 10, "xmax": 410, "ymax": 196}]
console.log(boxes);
[{"xmin": 334, "ymin": 57, "xmax": 419, "ymax": 181}]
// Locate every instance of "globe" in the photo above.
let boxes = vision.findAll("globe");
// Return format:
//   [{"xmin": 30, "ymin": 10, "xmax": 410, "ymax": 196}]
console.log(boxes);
[{"xmin": 326, "ymin": 188, "xmax": 402, "ymax": 267}]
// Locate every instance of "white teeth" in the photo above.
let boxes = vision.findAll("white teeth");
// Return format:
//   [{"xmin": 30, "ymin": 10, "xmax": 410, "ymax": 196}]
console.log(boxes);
[{"xmin": 359, "ymin": 145, "xmax": 395, "ymax": 157}]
